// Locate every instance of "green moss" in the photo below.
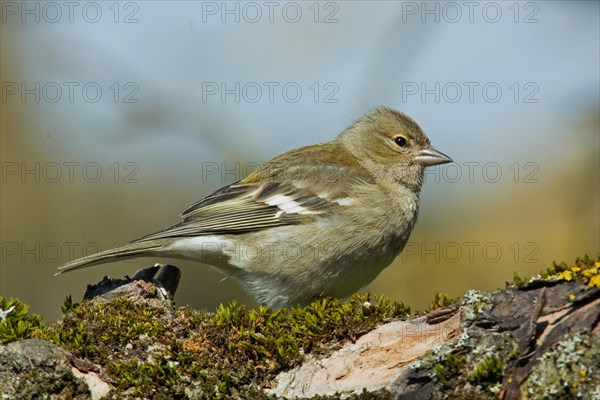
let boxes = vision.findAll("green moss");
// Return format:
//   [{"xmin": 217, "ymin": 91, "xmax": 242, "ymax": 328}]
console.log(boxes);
[
  {"xmin": 434, "ymin": 353, "xmax": 466, "ymax": 387},
  {"xmin": 426, "ymin": 292, "xmax": 459, "ymax": 311},
  {"xmin": 507, "ymin": 254, "xmax": 600, "ymax": 288},
  {"xmin": 42, "ymin": 297, "xmax": 170, "ymax": 363},
  {"xmin": 470, "ymin": 356, "xmax": 504, "ymax": 384},
  {"xmin": 61, "ymin": 294, "xmax": 77, "ymax": 313},
  {"xmin": 206, "ymin": 294, "xmax": 410, "ymax": 369},
  {"xmin": 108, "ymin": 358, "xmax": 179, "ymax": 398},
  {"xmin": 506, "ymin": 271, "xmax": 529, "ymax": 287},
  {"xmin": 0, "ymin": 297, "xmax": 46, "ymax": 344},
  {"xmin": 23, "ymin": 293, "xmax": 410, "ymax": 399}
]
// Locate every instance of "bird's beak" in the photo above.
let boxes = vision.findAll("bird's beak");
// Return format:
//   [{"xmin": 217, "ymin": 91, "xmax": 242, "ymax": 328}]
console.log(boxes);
[{"xmin": 414, "ymin": 148, "xmax": 453, "ymax": 167}]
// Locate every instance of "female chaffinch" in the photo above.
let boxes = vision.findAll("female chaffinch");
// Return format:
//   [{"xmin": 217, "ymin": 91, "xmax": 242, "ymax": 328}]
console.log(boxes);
[{"xmin": 58, "ymin": 107, "xmax": 452, "ymax": 308}]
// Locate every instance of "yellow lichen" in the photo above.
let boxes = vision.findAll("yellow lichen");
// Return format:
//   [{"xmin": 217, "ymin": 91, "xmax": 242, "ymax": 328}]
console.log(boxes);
[
  {"xmin": 588, "ymin": 275, "xmax": 600, "ymax": 288},
  {"xmin": 556, "ymin": 270, "xmax": 573, "ymax": 281},
  {"xmin": 545, "ymin": 255, "xmax": 600, "ymax": 288}
]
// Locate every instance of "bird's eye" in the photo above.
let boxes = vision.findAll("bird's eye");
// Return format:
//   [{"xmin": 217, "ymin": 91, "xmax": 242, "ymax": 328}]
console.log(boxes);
[{"xmin": 394, "ymin": 136, "xmax": 407, "ymax": 147}]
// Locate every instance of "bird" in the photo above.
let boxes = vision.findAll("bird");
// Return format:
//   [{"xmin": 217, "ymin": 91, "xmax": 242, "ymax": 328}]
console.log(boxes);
[{"xmin": 57, "ymin": 107, "xmax": 452, "ymax": 308}]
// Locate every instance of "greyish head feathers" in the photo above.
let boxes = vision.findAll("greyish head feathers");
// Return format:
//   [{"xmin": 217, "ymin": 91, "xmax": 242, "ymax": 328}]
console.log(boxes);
[{"xmin": 338, "ymin": 107, "xmax": 435, "ymax": 191}]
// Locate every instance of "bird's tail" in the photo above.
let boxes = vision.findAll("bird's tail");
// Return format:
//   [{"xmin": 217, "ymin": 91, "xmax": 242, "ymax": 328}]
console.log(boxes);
[{"xmin": 55, "ymin": 240, "xmax": 167, "ymax": 275}]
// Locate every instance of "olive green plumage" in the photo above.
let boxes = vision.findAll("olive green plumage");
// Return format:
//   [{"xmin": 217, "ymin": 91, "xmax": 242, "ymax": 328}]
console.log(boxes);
[{"xmin": 57, "ymin": 107, "xmax": 452, "ymax": 308}]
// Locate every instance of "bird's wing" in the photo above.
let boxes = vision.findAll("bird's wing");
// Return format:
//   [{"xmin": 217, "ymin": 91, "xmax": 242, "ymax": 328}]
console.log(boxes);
[
  {"xmin": 132, "ymin": 141, "xmax": 371, "ymax": 243},
  {"xmin": 132, "ymin": 180, "xmax": 345, "ymax": 242}
]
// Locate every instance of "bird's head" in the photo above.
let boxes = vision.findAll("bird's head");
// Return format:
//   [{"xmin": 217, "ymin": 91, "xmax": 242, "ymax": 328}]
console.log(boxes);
[{"xmin": 339, "ymin": 107, "xmax": 452, "ymax": 191}]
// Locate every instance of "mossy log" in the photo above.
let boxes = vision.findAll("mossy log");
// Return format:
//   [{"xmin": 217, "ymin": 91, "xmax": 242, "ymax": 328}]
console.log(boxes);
[{"xmin": 1, "ymin": 257, "xmax": 599, "ymax": 399}]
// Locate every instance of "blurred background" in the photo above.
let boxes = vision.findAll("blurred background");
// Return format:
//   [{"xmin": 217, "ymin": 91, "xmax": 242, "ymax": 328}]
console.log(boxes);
[{"xmin": 1, "ymin": 1, "xmax": 598, "ymax": 322}]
